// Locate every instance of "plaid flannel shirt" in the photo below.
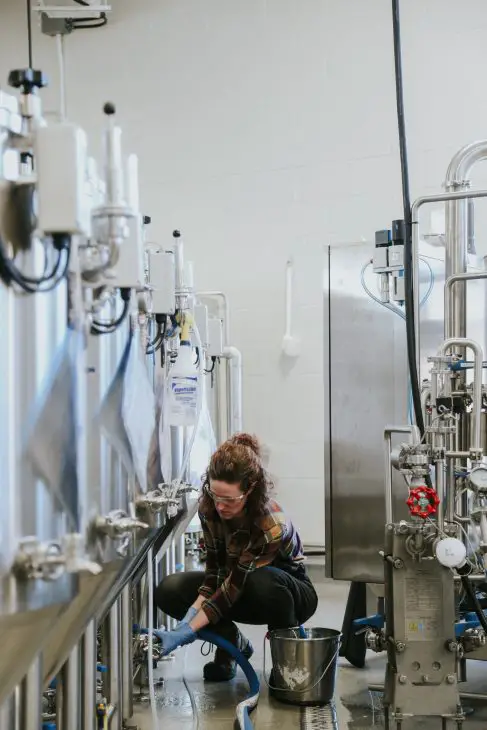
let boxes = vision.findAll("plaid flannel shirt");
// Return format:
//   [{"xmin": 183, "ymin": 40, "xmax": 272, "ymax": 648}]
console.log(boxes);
[{"xmin": 198, "ymin": 499, "xmax": 305, "ymax": 623}]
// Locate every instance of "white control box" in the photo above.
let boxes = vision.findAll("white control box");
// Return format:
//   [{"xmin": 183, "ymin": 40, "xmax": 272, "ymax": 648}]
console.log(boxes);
[
  {"xmin": 113, "ymin": 214, "xmax": 145, "ymax": 289},
  {"xmin": 194, "ymin": 304, "xmax": 209, "ymax": 349},
  {"xmin": 35, "ymin": 123, "xmax": 89, "ymax": 235},
  {"xmin": 149, "ymin": 249, "xmax": 176, "ymax": 314},
  {"xmin": 208, "ymin": 316, "xmax": 224, "ymax": 357}
]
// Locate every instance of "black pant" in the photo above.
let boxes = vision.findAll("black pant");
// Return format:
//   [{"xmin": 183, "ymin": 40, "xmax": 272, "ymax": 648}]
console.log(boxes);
[{"xmin": 155, "ymin": 566, "xmax": 318, "ymax": 631}]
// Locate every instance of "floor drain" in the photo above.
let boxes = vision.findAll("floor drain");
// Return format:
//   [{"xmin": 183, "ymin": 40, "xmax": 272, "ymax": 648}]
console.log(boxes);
[{"xmin": 300, "ymin": 704, "xmax": 338, "ymax": 729}]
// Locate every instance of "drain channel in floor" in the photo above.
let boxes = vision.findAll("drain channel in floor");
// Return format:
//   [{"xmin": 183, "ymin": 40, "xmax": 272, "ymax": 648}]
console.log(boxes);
[{"xmin": 300, "ymin": 704, "xmax": 338, "ymax": 729}]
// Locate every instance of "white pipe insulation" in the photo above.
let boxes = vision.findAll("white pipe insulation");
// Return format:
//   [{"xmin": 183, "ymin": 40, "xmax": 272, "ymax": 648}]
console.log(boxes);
[{"xmin": 223, "ymin": 345, "xmax": 243, "ymax": 436}]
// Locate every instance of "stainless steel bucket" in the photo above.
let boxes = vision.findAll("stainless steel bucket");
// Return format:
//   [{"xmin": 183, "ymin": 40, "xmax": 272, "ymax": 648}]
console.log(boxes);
[{"xmin": 268, "ymin": 627, "xmax": 341, "ymax": 705}]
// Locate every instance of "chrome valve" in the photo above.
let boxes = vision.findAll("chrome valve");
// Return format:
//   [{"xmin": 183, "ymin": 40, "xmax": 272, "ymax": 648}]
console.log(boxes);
[
  {"xmin": 95, "ymin": 510, "xmax": 148, "ymax": 539},
  {"xmin": 13, "ymin": 534, "xmax": 101, "ymax": 581},
  {"xmin": 94, "ymin": 510, "xmax": 148, "ymax": 556},
  {"xmin": 136, "ymin": 487, "xmax": 180, "ymax": 513}
]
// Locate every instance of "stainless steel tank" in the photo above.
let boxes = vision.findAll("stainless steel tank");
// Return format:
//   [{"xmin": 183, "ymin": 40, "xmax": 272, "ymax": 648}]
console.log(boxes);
[{"xmin": 0, "ymin": 258, "xmax": 77, "ymax": 705}]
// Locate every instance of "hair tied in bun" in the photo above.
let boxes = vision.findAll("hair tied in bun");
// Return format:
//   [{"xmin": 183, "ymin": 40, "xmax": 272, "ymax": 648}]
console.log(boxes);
[{"xmin": 231, "ymin": 433, "xmax": 261, "ymax": 458}]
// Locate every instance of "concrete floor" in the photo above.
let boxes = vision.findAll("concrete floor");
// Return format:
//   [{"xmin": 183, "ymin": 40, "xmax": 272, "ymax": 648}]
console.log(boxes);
[{"xmin": 131, "ymin": 563, "xmax": 487, "ymax": 730}]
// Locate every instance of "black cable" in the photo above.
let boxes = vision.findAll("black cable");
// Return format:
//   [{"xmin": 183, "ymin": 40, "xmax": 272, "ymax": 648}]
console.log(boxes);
[
  {"xmin": 91, "ymin": 292, "xmax": 130, "ymax": 334},
  {"xmin": 459, "ymin": 571, "xmax": 487, "ymax": 634},
  {"xmin": 0, "ymin": 239, "xmax": 70, "ymax": 293},
  {"xmin": 146, "ymin": 322, "xmax": 163, "ymax": 350},
  {"xmin": 205, "ymin": 356, "xmax": 216, "ymax": 374},
  {"xmin": 146, "ymin": 316, "xmax": 168, "ymax": 355},
  {"xmin": 72, "ymin": 0, "xmax": 107, "ymax": 29},
  {"xmin": 19, "ymin": 248, "xmax": 62, "ymax": 285},
  {"xmin": 26, "ymin": 0, "xmax": 33, "ymax": 67},
  {"xmin": 391, "ymin": 0, "xmax": 425, "ymax": 438}
]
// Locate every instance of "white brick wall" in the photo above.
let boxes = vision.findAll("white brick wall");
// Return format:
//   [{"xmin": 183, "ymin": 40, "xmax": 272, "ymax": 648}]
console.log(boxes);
[{"xmin": 2, "ymin": 0, "xmax": 487, "ymax": 545}]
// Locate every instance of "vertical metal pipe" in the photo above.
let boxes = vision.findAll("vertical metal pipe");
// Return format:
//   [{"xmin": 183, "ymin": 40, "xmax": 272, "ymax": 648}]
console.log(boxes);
[
  {"xmin": 19, "ymin": 656, "xmax": 42, "ymax": 730},
  {"xmin": 435, "ymin": 460, "xmax": 445, "ymax": 530},
  {"xmin": 171, "ymin": 426, "xmax": 182, "ymax": 481},
  {"xmin": 107, "ymin": 600, "xmax": 122, "ymax": 730},
  {"xmin": 57, "ymin": 645, "xmax": 80, "ymax": 730},
  {"xmin": 446, "ymin": 459, "xmax": 456, "ymax": 524},
  {"xmin": 81, "ymin": 621, "xmax": 97, "ymax": 730},
  {"xmin": 176, "ymin": 534, "xmax": 185, "ymax": 572},
  {"xmin": 445, "ymin": 192, "xmax": 468, "ymax": 340},
  {"xmin": 161, "ymin": 552, "xmax": 170, "ymax": 630},
  {"xmin": 121, "ymin": 584, "xmax": 134, "ymax": 722},
  {"xmin": 213, "ymin": 360, "xmax": 222, "ymax": 445},
  {"xmin": 0, "ymin": 695, "xmax": 16, "ymax": 730},
  {"xmin": 384, "ymin": 432, "xmax": 393, "ymax": 525},
  {"xmin": 467, "ymin": 197, "xmax": 475, "ymax": 254}
]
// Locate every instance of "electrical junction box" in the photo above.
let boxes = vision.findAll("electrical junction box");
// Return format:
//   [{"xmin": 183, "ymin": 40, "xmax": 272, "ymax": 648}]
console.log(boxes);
[
  {"xmin": 113, "ymin": 214, "xmax": 145, "ymax": 289},
  {"xmin": 208, "ymin": 316, "xmax": 224, "ymax": 357},
  {"xmin": 391, "ymin": 275, "xmax": 405, "ymax": 303},
  {"xmin": 148, "ymin": 249, "xmax": 176, "ymax": 314},
  {"xmin": 388, "ymin": 244, "xmax": 404, "ymax": 272},
  {"xmin": 372, "ymin": 246, "xmax": 388, "ymax": 273},
  {"xmin": 194, "ymin": 304, "xmax": 209, "ymax": 349},
  {"xmin": 35, "ymin": 123, "xmax": 89, "ymax": 235}
]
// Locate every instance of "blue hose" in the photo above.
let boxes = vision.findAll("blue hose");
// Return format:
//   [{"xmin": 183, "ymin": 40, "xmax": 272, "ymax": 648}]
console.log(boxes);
[{"xmin": 198, "ymin": 629, "xmax": 260, "ymax": 730}]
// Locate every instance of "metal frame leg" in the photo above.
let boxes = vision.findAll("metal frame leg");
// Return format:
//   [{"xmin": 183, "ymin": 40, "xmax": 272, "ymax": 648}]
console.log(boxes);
[
  {"xmin": 81, "ymin": 621, "xmax": 97, "ymax": 730},
  {"xmin": 19, "ymin": 656, "xmax": 42, "ymax": 730},
  {"xmin": 121, "ymin": 584, "xmax": 134, "ymax": 724},
  {"xmin": 57, "ymin": 645, "xmax": 80, "ymax": 730},
  {"xmin": 102, "ymin": 599, "xmax": 122, "ymax": 730}
]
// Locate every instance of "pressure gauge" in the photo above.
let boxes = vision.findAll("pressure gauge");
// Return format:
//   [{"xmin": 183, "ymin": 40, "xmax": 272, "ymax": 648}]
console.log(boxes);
[{"xmin": 469, "ymin": 466, "xmax": 487, "ymax": 492}]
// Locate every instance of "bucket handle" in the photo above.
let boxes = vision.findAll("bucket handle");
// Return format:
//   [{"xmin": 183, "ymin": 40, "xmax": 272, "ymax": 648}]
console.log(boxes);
[{"xmin": 262, "ymin": 633, "xmax": 341, "ymax": 695}]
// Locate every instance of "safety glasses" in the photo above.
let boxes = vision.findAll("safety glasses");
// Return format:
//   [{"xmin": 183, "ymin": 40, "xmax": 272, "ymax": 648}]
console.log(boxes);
[{"xmin": 205, "ymin": 485, "xmax": 246, "ymax": 504}]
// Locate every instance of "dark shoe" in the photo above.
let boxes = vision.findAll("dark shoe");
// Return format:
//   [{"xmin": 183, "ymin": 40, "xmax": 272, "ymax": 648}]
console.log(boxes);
[{"xmin": 203, "ymin": 623, "xmax": 253, "ymax": 682}]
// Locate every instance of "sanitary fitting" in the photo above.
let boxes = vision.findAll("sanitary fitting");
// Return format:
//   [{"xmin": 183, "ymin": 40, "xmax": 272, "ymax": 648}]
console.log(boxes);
[
  {"xmin": 365, "ymin": 629, "xmax": 386, "ymax": 653},
  {"xmin": 446, "ymin": 640, "xmax": 459, "ymax": 654},
  {"xmin": 136, "ymin": 487, "xmax": 180, "ymax": 512},
  {"xmin": 12, "ymin": 534, "xmax": 101, "ymax": 581},
  {"xmin": 470, "ymin": 448, "xmax": 484, "ymax": 463},
  {"xmin": 94, "ymin": 510, "xmax": 148, "ymax": 557},
  {"xmin": 462, "ymin": 628, "xmax": 486, "ymax": 653},
  {"xmin": 379, "ymin": 550, "xmax": 404, "ymax": 569}
]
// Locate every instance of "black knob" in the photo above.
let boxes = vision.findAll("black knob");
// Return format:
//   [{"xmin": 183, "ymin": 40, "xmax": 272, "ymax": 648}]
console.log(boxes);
[
  {"xmin": 173, "ymin": 230, "xmax": 181, "ymax": 238},
  {"xmin": 103, "ymin": 102, "xmax": 116, "ymax": 115},
  {"xmin": 8, "ymin": 68, "xmax": 48, "ymax": 94},
  {"xmin": 143, "ymin": 215, "xmax": 152, "ymax": 225}
]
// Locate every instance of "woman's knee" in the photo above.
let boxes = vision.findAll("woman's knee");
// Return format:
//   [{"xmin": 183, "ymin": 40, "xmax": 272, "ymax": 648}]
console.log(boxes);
[
  {"xmin": 154, "ymin": 572, "xmax": 200, "ymax": 617},
  {"xmin": 244, "ymin": 567, "xmax": 288, "ymax": 604}
]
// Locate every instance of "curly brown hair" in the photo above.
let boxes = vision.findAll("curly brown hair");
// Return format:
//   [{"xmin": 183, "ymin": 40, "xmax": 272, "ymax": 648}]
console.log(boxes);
[{"xmin": 200, "ymin": 433, "xmax": 273, "ymax": 520}]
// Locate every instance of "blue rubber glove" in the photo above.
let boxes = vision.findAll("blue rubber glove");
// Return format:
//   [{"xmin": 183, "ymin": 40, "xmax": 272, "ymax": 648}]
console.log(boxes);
[
  {"xmin": 176, "ymin": 606, "xmax": 198, "ymax": 629},
  {"xmin": 155, "ymin": 623, "xmax": 196, "ymax": 656}
]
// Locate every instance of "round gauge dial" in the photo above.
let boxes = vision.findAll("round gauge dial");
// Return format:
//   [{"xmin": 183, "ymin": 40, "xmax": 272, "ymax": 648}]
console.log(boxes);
[{"xmin": 469, "ymin": 465, "xmax": 487, "ymax": 491}]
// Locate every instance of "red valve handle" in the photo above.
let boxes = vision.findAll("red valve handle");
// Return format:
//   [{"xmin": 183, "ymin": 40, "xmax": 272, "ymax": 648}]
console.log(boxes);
[{"xmin": 406, "ymin": 486, "xmax": 440, "ymax": 519}]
